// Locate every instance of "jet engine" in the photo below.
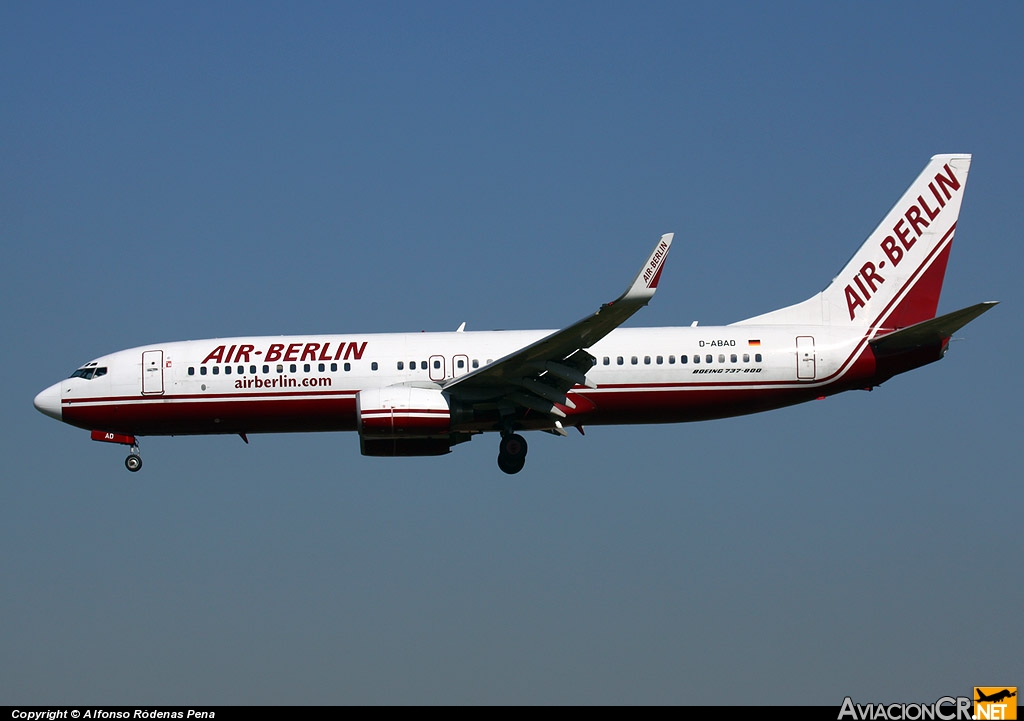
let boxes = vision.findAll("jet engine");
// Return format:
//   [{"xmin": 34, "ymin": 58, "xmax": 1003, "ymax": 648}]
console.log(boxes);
[{"xmin": 356, "ymin": 386, "xmax": 468, "ymax": 457}]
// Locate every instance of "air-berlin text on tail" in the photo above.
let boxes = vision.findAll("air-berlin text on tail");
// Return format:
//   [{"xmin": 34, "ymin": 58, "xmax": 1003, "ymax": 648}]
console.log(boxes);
[
  {"xmin": 201, "ymin": 340, "xmax": 368, "ymax": 365},
  {"xmin": 642, "ymin": 239, "xmax": 670, "ymax": 288},
  {"xmin": 844, "ymin": 163, "xmax": 962, "ymax": 320}
]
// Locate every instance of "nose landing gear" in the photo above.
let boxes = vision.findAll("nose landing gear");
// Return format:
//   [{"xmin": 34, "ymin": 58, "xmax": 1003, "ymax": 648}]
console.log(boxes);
[
  {"xmin": 125, "ymin": 445, "xmax": 143, "ymax": 473},
  {"xmin": 497, "ymin": 433, "xmax": 528, "ymax": 475},
  {"xmin": 90, "ymin": 430, "xmax": 142, "ymax": 472}
]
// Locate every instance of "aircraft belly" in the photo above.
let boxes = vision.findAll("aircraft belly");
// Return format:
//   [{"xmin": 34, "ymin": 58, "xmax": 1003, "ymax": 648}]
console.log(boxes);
[
  {"xmin": 62, "ymin": 395, "xmax": 359, "ymax": 436},
  {"xmin": 579, "ymin": 386, "xmax": 825, "ymax": 424}
]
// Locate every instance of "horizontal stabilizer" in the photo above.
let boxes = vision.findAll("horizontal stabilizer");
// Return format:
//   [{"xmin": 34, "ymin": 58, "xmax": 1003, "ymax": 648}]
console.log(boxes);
[{"xmin": 870, "ymin": 301, "xmax": 997, "ymax": 354}]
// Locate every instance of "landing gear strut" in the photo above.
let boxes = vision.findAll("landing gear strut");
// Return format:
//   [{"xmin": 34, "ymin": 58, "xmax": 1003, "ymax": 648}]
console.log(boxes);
[{"xmin": 497, "ymin": 433, "xmax": 528, "ymax": 475}]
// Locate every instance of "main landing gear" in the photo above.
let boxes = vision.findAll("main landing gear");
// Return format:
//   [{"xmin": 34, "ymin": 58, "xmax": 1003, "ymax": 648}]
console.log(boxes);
[{"xmin": 497, "ymin": 432, "xmax": 528, "ymax": 475}]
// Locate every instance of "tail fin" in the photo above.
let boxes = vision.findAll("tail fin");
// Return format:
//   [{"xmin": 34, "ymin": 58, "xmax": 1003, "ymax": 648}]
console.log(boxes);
[{"xmin": 734, "ymin": 154, "xmax": 972, "ymax": 331}]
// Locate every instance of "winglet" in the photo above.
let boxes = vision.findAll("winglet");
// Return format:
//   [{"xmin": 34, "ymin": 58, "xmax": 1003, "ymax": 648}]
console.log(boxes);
[{"xmin": 622, "ymin": 233, "xmax": 674, "ymax": 303}]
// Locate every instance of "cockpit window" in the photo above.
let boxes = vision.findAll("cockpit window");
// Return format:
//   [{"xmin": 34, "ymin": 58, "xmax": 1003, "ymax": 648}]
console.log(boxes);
[{"xmin": 69, "ymin": 366, "xmax": 107, "ymax": 380}]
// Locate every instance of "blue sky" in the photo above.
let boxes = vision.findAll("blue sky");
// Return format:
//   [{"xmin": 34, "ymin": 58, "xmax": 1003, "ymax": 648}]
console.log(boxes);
[{"xmin": 2, "ymin": 1, "xmax": 1021, "ymax": 705}]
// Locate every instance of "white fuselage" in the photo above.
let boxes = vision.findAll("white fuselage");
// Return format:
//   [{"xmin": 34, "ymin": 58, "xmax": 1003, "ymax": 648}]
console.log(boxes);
[{"xmin": 35, "ymin": 323, "xmax": 879, "ymax": 438}]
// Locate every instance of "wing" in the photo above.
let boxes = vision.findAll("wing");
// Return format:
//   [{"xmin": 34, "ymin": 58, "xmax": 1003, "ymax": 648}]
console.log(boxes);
[{"xmin": 443, "ymin": 233, "xmax": 674, "ymax": 425}]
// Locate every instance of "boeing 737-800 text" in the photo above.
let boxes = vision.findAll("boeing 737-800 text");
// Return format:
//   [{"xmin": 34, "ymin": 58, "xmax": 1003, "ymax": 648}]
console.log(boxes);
[{"xmin": 34, "ymin": 155, "xmax": 995, "ymax": 474}]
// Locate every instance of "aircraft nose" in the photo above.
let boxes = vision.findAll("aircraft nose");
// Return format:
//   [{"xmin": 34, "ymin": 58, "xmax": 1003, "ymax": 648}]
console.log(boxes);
[{"xmin": 34, "ymin": 382, "xmax": 62, "ymax": 421}]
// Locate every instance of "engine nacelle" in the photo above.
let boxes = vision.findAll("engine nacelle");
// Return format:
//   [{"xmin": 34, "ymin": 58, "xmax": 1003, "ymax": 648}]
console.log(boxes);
[{"xmin": 357, "ymin": 386, "xmax": 458, "ymax": 456}]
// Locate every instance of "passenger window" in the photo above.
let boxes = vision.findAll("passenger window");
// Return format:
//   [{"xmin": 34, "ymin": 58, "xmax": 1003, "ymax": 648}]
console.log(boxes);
[
  {"xmin": 731, "ymin": 354, "xmax": 737, "ymax": 363},
  {"xmin": 693, "ymin": 355, "xmax": 699, "ymax": 364},
  {"xmin": 250, "ymin": 365, "xmax": 256, "ymax": 374},
  {"xmin": 331, "ymin": 363, "xmax": 338, "ymax": 371},
  {"xmin": 656, "ymin": 356, "xmax": 663, "ymax": 364},
  {"xmin": 263, "ymin": 365, "xmax": 269, "ymax": 374},
  {"xmin": 603, "ymin": 357, "xmax": 610, "ymax": 365},
  {"xmin": 421, "ymin": 361, "xmax": 428, "ymax": 370},
  {"xmin": 669, "ymin": 355, "xmax": 675, "ymax": 364},
  {"xmin": 224, "ymin": 366, "xmax": 231, "ymax": 375},
  {"xmin": 188, "ymin": 367, "xmax": 195, "ymax": 376},
  {"xmin": 303, "ymin": 364, "xmax": 310, "ymax": 372},
  {"xmin": 238, "ymin": 365, "xmax": 244, "ymax": 374},
  {"xmin": 755, "ymin": 353, "xmax": 762, "ymax": 362},
  {"xmin": 472, "ymin": 359, "xmax": 479, "ymax": 369},
  {"xmin": 289, "ymin": 364, "xmax": 297, "ymax": 373},
  {"xmin": 371, "ymin": 362, "xmax": 379, "ymax": 371},
  {"xmin": 457, "ymin": 359, "xmax": 465, "ymax": 369},
  {"xmin": 433, "ymin": 360, "xmax": 441, "ymax": 369},
  {"xmin": 706, "ymin": 355, "xmax": 713, "ymax": 363},
  {"xmin": 276, "ymin": 364, "xmax": 283, "ymax": 373},
  {"xmin": 200, "ymin": 366, "xmax": 208, "ymax": 376},
  {"xmin": 344, "ymin": 363, "xmax": 351, "ymax": 371},
  {"xmin": 631, "ymin": 356, "xmax": 638, "ymax": 365},
  {"xmin": 718, "ymin": 354, "xmax": 725, "ymax": 363},
  {"xmin": 617, "ymin": 356, "xmax": 624, "ymax": 365},
  {"xmin": 397, "ymin": 361, "xmax": 404, "ymax": 370},
  {"xmin": 644, "ymin": 356, "xmax": 651, "ymax": 365},
  {"xmin": 319, "ymin": 363, "xmax": 326, "ymax": 372},
  {"xmin": 680, "ymin": 355, "xmax": 687, "ymax": 364},
  {"xmin": 212, "ymin": 366, "xmax": 219, "ymax": 375},
  {"xmin": 743, "ymin": 354, "xmax": 750, "ymax": 363}
]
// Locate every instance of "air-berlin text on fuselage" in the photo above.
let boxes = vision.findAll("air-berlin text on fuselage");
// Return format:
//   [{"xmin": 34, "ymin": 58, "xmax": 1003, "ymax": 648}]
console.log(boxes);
[
  {"xmin": 201, "ymin": 341, "xmax": 367, "ymax": 365},
  {"xmin": 844, "ymin": 163, "xmax": 962, "ymax": 321}
]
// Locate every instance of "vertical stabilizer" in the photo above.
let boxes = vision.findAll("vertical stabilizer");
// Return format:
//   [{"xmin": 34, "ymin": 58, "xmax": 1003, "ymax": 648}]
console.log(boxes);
[{"xmin": 734, "ymin": 154, "xmax": 971, "ymax": 331}]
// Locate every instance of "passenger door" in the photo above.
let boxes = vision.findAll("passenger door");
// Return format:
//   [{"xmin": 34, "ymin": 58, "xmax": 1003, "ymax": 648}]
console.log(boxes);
[{"xmin": 142, "ymin": 350, "xmax": 164, "ymax": 395}]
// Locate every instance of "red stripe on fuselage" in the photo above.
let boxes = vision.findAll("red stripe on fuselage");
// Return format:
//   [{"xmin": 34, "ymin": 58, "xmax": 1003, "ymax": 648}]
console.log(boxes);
[{"xmin": 63, "ymin": 389, "xmax": 355, "ymax": 405}]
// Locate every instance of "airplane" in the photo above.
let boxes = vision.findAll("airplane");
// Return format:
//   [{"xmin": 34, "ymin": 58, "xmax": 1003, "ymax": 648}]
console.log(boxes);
[
  {"xmin": 976, "ymin": 689, "xmax": 1017, "ymax": 704},
  {"xmin": 33, "ymin": 154, "xmax": 996, "ymax": 475}
]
